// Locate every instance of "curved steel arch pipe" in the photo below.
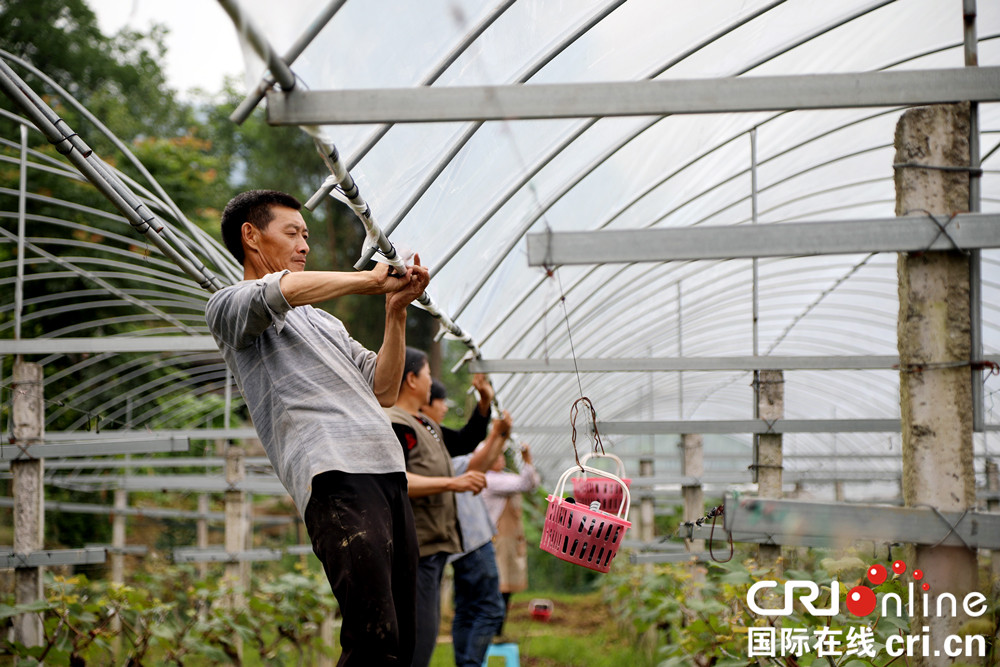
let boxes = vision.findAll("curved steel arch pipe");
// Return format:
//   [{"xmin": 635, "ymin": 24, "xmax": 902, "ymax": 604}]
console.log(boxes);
[{"xmin": 0, "ymin": 49, "xmax": 239, "ymax": 282}]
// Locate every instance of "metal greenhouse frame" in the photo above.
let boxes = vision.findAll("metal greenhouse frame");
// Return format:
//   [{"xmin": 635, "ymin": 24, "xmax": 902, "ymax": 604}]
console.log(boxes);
[{"xmin": 2, "ymin": 4, "xmax": 1000, "ymax": 654}]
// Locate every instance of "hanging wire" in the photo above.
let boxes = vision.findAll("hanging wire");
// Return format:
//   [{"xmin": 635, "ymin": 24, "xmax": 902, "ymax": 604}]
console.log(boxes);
[
  {"xmin": 544, "ymin": 246, "xmax": 609, "ymax": 469},
  {"xmin": 554, "ymin": 270, "xmax": 586, "ymax": 401},
  {"xmin": 675, "ymin": 504, "xmax": 733, "ymax": 563},
  {"xmin": 708, "ymin": 508, "xmax": 734, "ymax": 563},
  {"xmin": 569, "ymin": 396, "xmax": 604, "ymax": 470}
]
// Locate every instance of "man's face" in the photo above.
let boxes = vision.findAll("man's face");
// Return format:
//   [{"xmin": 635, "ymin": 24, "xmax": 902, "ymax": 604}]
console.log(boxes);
[{"xmin": 251, "ymin": 206, "xmax": 310, "ymax": 272}]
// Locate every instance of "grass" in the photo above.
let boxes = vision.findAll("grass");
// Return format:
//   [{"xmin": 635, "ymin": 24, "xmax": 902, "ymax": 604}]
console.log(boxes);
[{"xmin": 430, "ymin": 590, "xmax": 658, "ymax": 667}]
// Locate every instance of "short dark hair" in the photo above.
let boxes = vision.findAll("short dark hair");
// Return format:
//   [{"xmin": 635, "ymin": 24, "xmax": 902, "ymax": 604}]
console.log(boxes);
[
  {"xmin": 430, "ymin": 379, "xmax": 447, "ymax": 402},
  {"xmin": 401, "ymin": 347, "xmax": 428, "ymax": 390},
  {"xmin": 220, "ymin": 190, "xmax": 302, "ymax": 264}
]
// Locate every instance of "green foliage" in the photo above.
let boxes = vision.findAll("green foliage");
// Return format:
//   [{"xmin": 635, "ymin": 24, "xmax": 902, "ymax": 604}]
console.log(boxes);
[
  {"xmin": 0, "ymin": 0, "xmax": 191, "ymax": 153},
  {"xmin": 1, "ymin": 1, "xmax": 160, "ymax": 97},
  {"xmin": 434, "ymin": 339, "xmax": 477, "ymax": 430},
  {"xmin": 602, "ymin": 555, "xmax": 1000, "ymax": 666},
  {"xmin": 128, "ymin": 133, "xmax": 231, "ymax": 230},
  {"xmin": 0, "ymin": 564, "xmax": 338, "ymax": 665}
]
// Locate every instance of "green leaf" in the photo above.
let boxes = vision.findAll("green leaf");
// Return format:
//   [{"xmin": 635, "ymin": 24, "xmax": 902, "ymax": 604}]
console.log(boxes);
[
  {"xmin": 718, "ymin": 570, "xmax": 753, "ymax": 585},
  {"xmin": 880, "ymin": 615, "xmax": 910, "ymax": 631},
  {"xmin": 0, "ymin": 599, "xmax": 53, "ymax": 618}
]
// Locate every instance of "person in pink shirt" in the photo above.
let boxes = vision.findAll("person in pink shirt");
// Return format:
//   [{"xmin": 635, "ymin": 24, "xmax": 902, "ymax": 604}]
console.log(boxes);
[{"xmin": 482, "ymin": 444, "xmax": 540, "ymax": 634}]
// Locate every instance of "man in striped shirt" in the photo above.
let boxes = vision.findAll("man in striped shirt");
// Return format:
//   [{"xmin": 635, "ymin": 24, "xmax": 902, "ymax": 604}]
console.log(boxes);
[{"xmin": 205, "ymin": 190, "xmax": 429, "ymax": 666}]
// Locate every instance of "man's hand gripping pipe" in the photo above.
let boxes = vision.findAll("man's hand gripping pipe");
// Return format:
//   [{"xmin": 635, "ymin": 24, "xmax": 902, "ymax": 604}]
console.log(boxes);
[{"xmin": 305, "ymin": 130, "xmax": 484, "ymax": 360}]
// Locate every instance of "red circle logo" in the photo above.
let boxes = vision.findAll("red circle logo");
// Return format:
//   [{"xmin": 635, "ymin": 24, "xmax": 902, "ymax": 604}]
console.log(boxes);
[
  {"xmin": 845, "ymin": 585, "xmax": 877, "ymax": 617},
  {"xmin": 867, "ymin": 564, "xmax": 887, "ymax": 585}
]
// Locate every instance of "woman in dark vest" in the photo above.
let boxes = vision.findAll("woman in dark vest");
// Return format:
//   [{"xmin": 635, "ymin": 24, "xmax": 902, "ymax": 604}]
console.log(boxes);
[{"xmin": 385, "ymin": 347, "xmax": 487, "ymax": 667}]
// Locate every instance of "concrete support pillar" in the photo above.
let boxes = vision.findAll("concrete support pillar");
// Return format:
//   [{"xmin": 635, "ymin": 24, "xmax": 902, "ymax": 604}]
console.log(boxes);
[
  {"xmin": 639, "ymin": 458, "xmax": 655, "ymax": 543},
  {"xmin": 223, "ymin": 444, "xmax": 246, "ymax": 661},
  {"xmin": 197, "ymin": 494, "xmax": 210, "ymax": 580},
  {"xmin": 111, "ymin": 488, "xmax": 126, "ymax": 584},
  {"xmin": 110, "ymin": 487, "xmax": 126, "ymax": 655},
  {"xmin": 295, "ymin": 519, "xmax": 308, "ymax": 569},
  {"xmin": 319, "ymin": 610, "xmax": 337, "ymax": 667},
  {"xmin": 756, "ymin": 369, "xmax": 783, "ymax": 573},
  {"xmin": 12, "ymin": 360, "xmax": 44, "ymax": 647},
  {"xmin": 680, "ymin": 435, "xmax": 704, "ymax": 553},
  {"xmin": 224, "ymin": 444, "xmax": 247, "ymax": 609},
  {"xmin": 986, "ymin": 460, "xmax": 999, "ymax": 598},
  {"xmin": 896, "ymin": 103, "xmax": 979, "ymax": 667}
]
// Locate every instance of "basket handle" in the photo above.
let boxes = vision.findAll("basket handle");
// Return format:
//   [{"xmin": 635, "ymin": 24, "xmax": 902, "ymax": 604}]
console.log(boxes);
[
  {"xmin": 577, "ymin": 452, "xmax": 626, "ymax": 478},
  {"xmin": 554, "ymin": 464, "xmax": 631, "ymax": 521}
]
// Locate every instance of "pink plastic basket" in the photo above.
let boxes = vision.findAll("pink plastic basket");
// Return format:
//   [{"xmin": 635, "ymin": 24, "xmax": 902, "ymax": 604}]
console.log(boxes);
[
  {"xmin": 571, "ymin": 453, "xmax": 631, "ymax": 514},
  {"xmin": 540, "ymin": 465, "xmax": 631, "ymax": 573}
]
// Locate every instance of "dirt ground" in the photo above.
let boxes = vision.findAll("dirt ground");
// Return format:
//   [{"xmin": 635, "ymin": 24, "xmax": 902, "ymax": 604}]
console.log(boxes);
[{"xmin": 439, "ymin": 590, "xmax": 629, "ymax": 667}]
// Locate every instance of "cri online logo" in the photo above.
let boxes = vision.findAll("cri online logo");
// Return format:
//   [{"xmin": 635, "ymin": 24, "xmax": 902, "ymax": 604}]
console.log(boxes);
[{"xmin": 747, "ymin": 559, "xmax": 988, "ymax": 619}]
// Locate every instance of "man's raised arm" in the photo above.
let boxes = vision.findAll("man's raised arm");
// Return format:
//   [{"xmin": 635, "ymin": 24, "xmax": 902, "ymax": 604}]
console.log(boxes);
[{"xmin": 278, "ymin": 262, "xmax": 407, "ymax": 306}]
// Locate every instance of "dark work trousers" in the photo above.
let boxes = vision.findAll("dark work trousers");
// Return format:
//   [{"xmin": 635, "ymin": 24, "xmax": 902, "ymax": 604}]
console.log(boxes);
[
  {"xmin": 412, "ymin": 551, "xmax": 450, "ymax": 667},
  {"xmin": 451, "ymin": 541, "xmax": 505, "ymax": 667},
  {"xmin": 305, "ymin": 471, "xmax": 419, "ymax": 667}
]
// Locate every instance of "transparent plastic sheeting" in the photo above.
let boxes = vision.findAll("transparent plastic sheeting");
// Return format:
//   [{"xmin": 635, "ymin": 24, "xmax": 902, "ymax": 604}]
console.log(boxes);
[{"xmin": 226, "ymin": 0, "xmax": 1000, "ymax": 493}]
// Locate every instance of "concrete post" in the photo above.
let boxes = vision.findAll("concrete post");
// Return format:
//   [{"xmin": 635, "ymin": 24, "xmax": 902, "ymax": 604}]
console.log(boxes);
[
  {"xmin": 680, "ymin": 435, "xmax": 704, "ymax": 554},
  {"xmin": 986, "ymin": 460, "xmax": 999, "ymax": 598},
  {"xmin": 639, "ymin": 458, "xmax": 655, "ymax": 543},
  {"xmin": 896, "ymin": 103, "xmax": 979, "ymax": 667},
  {"xmin": 12, "ymin": 361, "xmax": 44, "ymax": 647},
  {"xmin": 319, "ymin": 610, "xmax": 336, "ymax": 667},
  {"xmin": 110, "ymin": 487, "xmax": 126, "ymax": 655},
  {"xmin": 223, "ymin": 444, "xmax": 246, "ymax": 661},
  {"xmin": 295, "ymin": 519, "xmax": 308, "ymax": 569},
  {"xmin": 242, "ymin": 491, "xmax": 252, "ymax": 592},
  {"xmin": 756, "ymin": 369, "xmax": 783, "ymax": 573},
  {"xmin": 224, "ymin": 444, "xmax": 246, "ymax": 609},
  {"xmin": 111, "ymin": 488, "xmax": 126, "ymax": 584},
  {"xmin": 197, "ymin": 494, "xmax": 209, "ymax": 580}
]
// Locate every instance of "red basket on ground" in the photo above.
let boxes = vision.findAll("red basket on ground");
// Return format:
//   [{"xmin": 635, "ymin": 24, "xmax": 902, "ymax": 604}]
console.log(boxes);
[
  {"xmin": 540, "ymin": 465, "xmax": 631, "ymax": 573},
  {"xmin": 571, "ymin": 453, "xmax": 631, "ymax": 514}
]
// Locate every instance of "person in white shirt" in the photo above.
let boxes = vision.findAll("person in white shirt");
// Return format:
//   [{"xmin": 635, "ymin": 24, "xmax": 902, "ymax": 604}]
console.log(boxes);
[{"xmin": 482, "ymin": 444, "xmax": 540, "ymax": 633}]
